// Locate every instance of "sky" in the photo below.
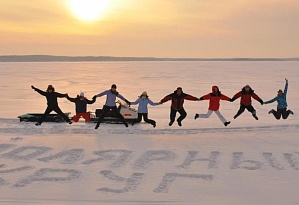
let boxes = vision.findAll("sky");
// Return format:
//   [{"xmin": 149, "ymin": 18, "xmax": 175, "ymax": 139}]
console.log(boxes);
[{"xmin": 0, "ymin": 0, "xmax": 298, "ymax": 58}]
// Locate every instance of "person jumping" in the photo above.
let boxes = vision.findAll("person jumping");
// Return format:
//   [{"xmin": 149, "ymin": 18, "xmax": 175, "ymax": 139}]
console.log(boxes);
[
  {"xmin": 264, "ymin": 78, "xmax": 294, "ymax": 120},
  {"xmin": 230, "ymin": 85, "xmax": 263, "ymax": 120},
  {"xmin": 195, "ymin": 85, "xmax": 231, "ymax": 126},
  {"xmin": 160, "ymin": 87, "xmax": 199, "ymax": 126},
  {"xmin": 130, "ymin": 91, "xmax": 159, "ymax": 127},
  {"xmin": 95, "ymin": 84, "xmax": 130, "ymax": 129},
  {"xmin": 67, "ymin": 92, "xmax": 96, "ymax": 122},
  {"xmin": 31, "ymin": 85, "xmax": 72, "ymax": 126}
]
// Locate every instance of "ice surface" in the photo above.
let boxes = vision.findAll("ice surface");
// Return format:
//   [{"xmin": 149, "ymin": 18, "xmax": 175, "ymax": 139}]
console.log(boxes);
[{"xmin": 0, "ymin": 61, "xmax": 298, "ymax": 204}]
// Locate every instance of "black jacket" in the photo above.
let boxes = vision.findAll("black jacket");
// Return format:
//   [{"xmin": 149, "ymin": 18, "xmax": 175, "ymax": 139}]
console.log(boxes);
[
  {"xmin": 67, "ymin": 96, "xmax": 95, "ymax": 113},
  {"xmin": 34, "ymin": 87, "xmax": 67, "ymax": 107}
]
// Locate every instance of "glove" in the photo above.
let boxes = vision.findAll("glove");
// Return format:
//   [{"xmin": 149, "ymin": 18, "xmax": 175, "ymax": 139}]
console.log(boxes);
[
  {"xmin": 31, "ymin": 85, "xmax": 35, "ymax": 90},
  {"xmin": 199, "ymin": 97, "xmax": 204, "ymax": 101},
  {"xmin": 230, "ymin": 97, "xmax": 235, "ymax": 102},
  {"xmin": 92, "ymin": 95, "xmax": 97, "ymax": 100},
  {"xmin": 259, "ymin": 100, "xmax": 264, "ymax": 105}
]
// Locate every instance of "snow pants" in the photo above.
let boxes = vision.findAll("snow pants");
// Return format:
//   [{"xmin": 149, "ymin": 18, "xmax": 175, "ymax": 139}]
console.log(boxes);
[
  {"xmin": 234, "ymin": 105, "xmax": 256, "ymax": 118},
  {"xmin": 135, "ymin": 113, "xmax": 156, "ymax": 126},
  {"xmin": 73, "ymin": 112, "xmax": 91, "ymax": 122},
  {"xmin": 197, "ymin": 110, "xmax": 227, "ymax": 123},
  {"xmin": 170, "ymin": 108, "xmax": 187, "ymax": 123},
  {"xmin": 271, "ymin": 108, "xmax": 291, "ymax": 120}
]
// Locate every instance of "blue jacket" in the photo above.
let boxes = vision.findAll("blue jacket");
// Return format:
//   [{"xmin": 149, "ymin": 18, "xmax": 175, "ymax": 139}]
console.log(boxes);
[
  {"xmin": 264, "ymin": 82, "xmax": 288, "ymax": 109},
  {"xmin": 131, "ymin": 97, "xmax": 159, "ymax": 113},
  {"xmin": 96, "ymin": 90, "xmax": 127, "ymax": 107}
]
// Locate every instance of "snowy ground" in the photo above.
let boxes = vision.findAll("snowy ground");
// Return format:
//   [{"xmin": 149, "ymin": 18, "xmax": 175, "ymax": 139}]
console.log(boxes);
[{"xmin": 0, "ymin": 61, "xmax": 299, "ymax": 204}]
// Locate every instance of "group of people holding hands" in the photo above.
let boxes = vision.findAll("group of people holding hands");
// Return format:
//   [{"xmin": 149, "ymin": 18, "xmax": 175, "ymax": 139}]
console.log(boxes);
[{"xmin": 31, "ymin": 78, "xmax": 293, "ymax": 129}]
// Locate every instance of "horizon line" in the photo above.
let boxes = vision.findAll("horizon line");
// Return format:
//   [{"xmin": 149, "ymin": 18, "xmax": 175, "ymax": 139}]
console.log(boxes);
[{"xmin": 0, "ymin": 55, "xmax": 298, "ymax": 62}]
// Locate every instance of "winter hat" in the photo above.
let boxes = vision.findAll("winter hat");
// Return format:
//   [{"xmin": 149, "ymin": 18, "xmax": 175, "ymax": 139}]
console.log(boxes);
[
  {"xmin": 79, "ymin": 92, "xmax": 85, "ymax": 97},
  {"xmin": 140, "ymin": 91, "xmax": 148, "ymax": 98},
  {"xmin": 111, "ymin": 84, "xmax": 117, "ymax": 89},
  {"xmin": 177, "ymin": 87, "xmax": 182, "ymax": 91}
]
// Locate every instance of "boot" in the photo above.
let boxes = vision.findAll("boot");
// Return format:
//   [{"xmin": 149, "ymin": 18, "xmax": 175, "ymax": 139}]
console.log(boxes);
[{"xmin": 224, "ymin": 121, "xmax": 231, "ymax": 127}]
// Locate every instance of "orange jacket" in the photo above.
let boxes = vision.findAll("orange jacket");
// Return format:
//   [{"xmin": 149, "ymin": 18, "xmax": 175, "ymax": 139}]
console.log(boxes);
[{"xmin": 200, "ymin": 86, "xmax": 230, "ymax": 111}]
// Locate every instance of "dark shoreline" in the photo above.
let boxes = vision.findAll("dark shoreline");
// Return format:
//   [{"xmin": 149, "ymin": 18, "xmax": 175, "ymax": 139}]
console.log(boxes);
[{"xmin": 0, "ymin": 55, "xmax": 298, "ymax": 62}]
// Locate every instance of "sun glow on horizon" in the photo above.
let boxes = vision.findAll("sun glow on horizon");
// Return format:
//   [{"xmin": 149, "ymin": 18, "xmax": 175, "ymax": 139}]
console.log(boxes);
[{"xmin": 66, "ymin": 0, "xmax": 113, "ymax": 22}]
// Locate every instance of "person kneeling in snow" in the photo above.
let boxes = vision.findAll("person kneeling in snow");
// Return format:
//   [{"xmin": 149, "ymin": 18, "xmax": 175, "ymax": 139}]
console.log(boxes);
[
  {"xmin": 195, "ymin": 85, "xmax": 231, "ymax": 126},
  {"xmin": 130, "ymin": 91, "xmax": 159, "ymax": 127},
  {"xmin": 67, "ymin": 92, "xmax": 96, "ymax": 122},
  {"xmin": 160, "ymin": 87, "xmax": 199, "ymax": 127},
  {"xmin": 230, "ymin": 85, "xmax": 263, "ymax": 120},
  {"xmin": 94, "ymin": 84, "xmax": 130, "ymax": 129},
  {"xmin": 264, "ymin": 78, "xmax": 294, "ymax": 120},
  {"xmin": 31, "ymin": 85, "xmax": 72, "ymax": 126}
]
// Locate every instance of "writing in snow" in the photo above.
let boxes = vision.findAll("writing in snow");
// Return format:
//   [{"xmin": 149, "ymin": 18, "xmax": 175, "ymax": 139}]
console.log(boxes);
[{"xmin": 0, "ymin": 143, "xmax": 299, "ymax": 192}]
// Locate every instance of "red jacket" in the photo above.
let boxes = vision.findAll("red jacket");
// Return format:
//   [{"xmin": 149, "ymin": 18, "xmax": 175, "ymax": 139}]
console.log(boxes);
[
  {"xmin": 161, "ymin": 91, "xmax": 198, "ymax": 110},
  {"xmin": 232, "ymin": 87, "xmax": 262, "ymax": 106},
  {"xmin": 200, "ymin": 86, "xmax": 230, "ymax": 111}
]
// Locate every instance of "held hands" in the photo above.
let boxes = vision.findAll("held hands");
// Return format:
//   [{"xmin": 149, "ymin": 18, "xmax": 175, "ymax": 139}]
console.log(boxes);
[
  {"xmin": 125, "ymin": 99, "xmax": 131, "ymax": 107},
  {"xmin": 229, "ymin": 97, "xmax": 236, "ymax": 102},
  {"xmin": 92, "ymin": 95, "xmax": 97, "ymax": 100}
]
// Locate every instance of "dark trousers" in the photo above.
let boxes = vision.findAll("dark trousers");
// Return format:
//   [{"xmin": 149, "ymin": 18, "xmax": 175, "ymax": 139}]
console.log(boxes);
[
  {"xmin": 96, "ymin": 105, "xmax": 127, "ymax": 126},
  {"xmin": 170, "ymin": 108, "xmax": 187, "ymax": 123},
  {"xmin": 135, "ymin": 113, "xmax": 156, "ymax": 125},
  {"xmin": 38, "ymin": 106, "xmax": 70, "ymax": 124},
  {"xmin": 234, "ymin": 105, "xmax": 256, "ymax": 118},
  {"xmin": 271, "ymin": 108, "xmax": 291, "ymax": 120}
]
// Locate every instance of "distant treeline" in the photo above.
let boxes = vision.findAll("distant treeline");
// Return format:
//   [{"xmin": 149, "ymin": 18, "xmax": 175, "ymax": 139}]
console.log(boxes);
[{"xmin": 0, "ymin": 55, "xmax": 298, "ymax": 62}]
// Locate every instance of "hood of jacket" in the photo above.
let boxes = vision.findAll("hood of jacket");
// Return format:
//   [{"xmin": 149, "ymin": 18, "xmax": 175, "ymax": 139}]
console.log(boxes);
[
  {"xmin": 241, "ymin": 86, "xmax": 254, "ymax": 94},
  {"xmin": 211, "ymin": 85, "xmax": 221, "ymax": 96}
]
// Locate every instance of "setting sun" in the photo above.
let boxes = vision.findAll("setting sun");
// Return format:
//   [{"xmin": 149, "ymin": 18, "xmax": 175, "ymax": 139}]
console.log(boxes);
[{"xmin": 66, "ymin": 0, "xmax": 112, "ymax": 22}]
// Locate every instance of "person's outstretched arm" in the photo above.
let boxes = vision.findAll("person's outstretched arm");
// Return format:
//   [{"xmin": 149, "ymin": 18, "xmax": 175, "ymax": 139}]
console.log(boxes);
[
  {"xmin": 55, "ymin": 92, "xmax": 68, "ymax": 98},
  {"xmin": 230, "ymin": 91, "xmax": 241, "ymax": 102},
  {"xmin": 159, "ymin": 95, "xmax": 172, "ymax": 104},
  {"xmin": 130, "ymin": 98, "xmax": 139, "ymax": 105},
  {"xmin": 148, "ymin": 98, "xmax": 159, "ymax": 106},
  {"xmin": 284, "ymin": 78, "xmax": 288, "ymax": 95},
  {"xmin": 220, "ymin": 94, "xmax": 231, "ymax": 101},
  {"xmin": 264, "ymin": 97, "xmax": 277, "ymax": 104},
  {"xmin": 66, "ymin": 95, "xmax": 76, "ymax": 102},
  {"xmin": 86, "ymin": 96, "xmax": 97, "ymax": 104},
  {"xmin": 116, "ymin": 93, "xmax": 130, "ymax": 105},
  {"xmin": 252, "ymin": 93, "xmax": 263, "ymax": 105},
  {"xmin": 31, "ymin": 85, "xmax": 46, "ymax": 96},
  {"xmin": 184, "ymin": 94, "xmax": 199, "ymax": 101},
  {"xmin": 96, "ymin": 90, "xmax": 108, "ymax": 98},
  {"xmin": 199, "ymin": 93, "xmax": 211, "ymax": 101}
]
